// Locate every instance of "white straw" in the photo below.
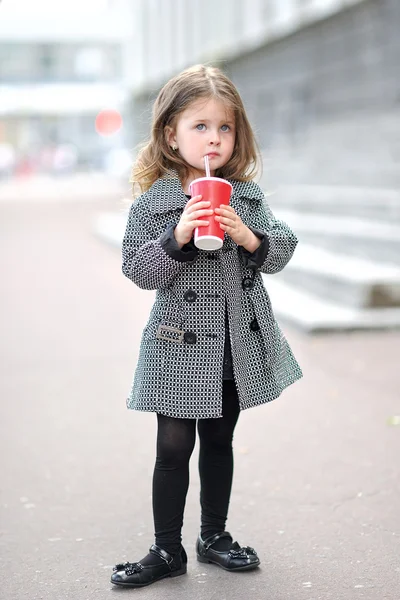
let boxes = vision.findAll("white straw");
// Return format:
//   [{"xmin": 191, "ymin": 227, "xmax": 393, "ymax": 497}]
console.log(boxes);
[{"xmin": 204, "ymin": 154, "xmax": 211, "ymax": 178}]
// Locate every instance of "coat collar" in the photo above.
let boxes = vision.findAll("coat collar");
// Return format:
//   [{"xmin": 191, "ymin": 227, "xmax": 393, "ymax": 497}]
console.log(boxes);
[{"xmin": 146, "ymin": 173, "xmax": 264, "ymax": 215}]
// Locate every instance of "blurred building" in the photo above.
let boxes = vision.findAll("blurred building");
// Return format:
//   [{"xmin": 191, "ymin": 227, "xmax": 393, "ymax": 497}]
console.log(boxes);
[
  {"xmin": 121, "ymin": 0, "xmax": 400, "ymax": 331},
  {"xmin": 130, "ymin": 0, "xmax": 399, "ymax": 171},
  {"xmin": 0, "ymin": 0, "xmax": 135, "ymax": 174}
]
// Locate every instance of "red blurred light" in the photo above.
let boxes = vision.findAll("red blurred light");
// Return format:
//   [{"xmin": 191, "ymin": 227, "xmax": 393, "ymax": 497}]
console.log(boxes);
[{"xmin": 95, "ymin": 109, "xmax": 123, "ymax": 136}]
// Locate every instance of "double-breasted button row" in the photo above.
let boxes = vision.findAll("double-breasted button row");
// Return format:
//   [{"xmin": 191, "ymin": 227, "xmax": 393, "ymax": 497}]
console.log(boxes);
[
  {"xmin": 242, "ymin": 276, "xmax": 254, "ymax": 290},
  {"xmin": 184, "ymin": 290, "xmax": 221, "ymax": 302},
  {"xmin": 184, "ymin": 331, "xmax": 221, "ymax": 343},
  {"xmin": 184, "ymin": 331, "xmax": 197, "ymax": 344},
  {"xmin": 183, "ymin": 287, "xmax": 219, "ymax": 344},
  {"xmin": 184, "ymin": 289, "xmax": 197, "ymax": 302},
  {"xmin": 250, "ymin": 318, "xmax": 260, "ymax": 332}
]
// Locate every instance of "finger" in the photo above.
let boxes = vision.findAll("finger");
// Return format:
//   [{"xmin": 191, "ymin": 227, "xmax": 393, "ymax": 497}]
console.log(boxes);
[
  {"xmin": 215, "ymin": 205, "xmax": 235, "ymax": 214},
  {"xmin": 193, "ymin": 220, "xmax": 209, "ymax": 227},
  {"xmin": 219, "ymin": 223, "xmax": 236, "ymax": 234},
  {"xmin": 215, "ymin": 215, "xmax": 236, "ymax": 227},
  {"xmin": 185, "ymin": 200, "xmax": 211, "ymax": 214},
  {"xmin": 188, "ymin": 209, "xmax": 214, "ymax": 220},
  {"xmin": 185, "ymin": 194, "xmax": 202, "ymax": 206}
]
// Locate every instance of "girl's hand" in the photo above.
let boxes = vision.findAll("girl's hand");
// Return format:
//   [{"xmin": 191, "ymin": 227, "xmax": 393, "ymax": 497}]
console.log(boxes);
[
  {"xmin": 215, "ymin": 205, "xmax": 254, "ymax": 248},
  {"xmin": 174, "ymin": 195, "xmax": 214, "ymax": 248}
]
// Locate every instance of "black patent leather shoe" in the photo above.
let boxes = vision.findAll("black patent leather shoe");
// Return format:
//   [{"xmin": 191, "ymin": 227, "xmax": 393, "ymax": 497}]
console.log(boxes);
[
  {"xmin": 196, "ymin": 532, "xmax": 260, "ymax": 571},
  {"xmin": 110, "ymin": 544, "xmax": 187, "ymax": 588}
]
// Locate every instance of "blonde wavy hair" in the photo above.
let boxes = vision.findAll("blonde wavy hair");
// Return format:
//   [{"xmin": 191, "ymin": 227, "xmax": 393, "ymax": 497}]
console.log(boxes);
[{"xmin": 131, "ymin": 64, "xmax": 260, "ymax": 196}]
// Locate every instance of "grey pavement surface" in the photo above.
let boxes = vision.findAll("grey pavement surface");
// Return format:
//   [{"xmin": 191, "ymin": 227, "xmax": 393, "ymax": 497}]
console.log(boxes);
[{"xmin": 0, "ymin": 193, "xmax": 399, "ymax": 600}]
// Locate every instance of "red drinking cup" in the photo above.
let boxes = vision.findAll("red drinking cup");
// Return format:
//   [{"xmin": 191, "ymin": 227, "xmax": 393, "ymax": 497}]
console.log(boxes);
[{"xmin": 189, "ymin": 177, "xmax": 232, "ymax": 251}]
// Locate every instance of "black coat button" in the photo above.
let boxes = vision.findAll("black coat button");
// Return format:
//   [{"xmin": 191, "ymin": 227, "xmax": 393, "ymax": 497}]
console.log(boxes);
[
  {"xmin": 184, "ymin": 331, "xmax": 197, "ymax": 344},
  {"xmin": 184, "ymin": 289, "xmax": 197, "ymax": 303},
  {"xmin": 242, "ymin": 277, "xmax": 254, "ymax": 290},
  {"xmin": 250, "ymin": 318, "xmax": 260, "ymax": 332}
]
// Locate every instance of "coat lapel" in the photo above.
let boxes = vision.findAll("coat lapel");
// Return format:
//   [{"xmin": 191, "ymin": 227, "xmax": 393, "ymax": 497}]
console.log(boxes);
[
  {"xmin": 147, "ymin": 175, "xmax": 187, "ymax": 215},
  {"xmin": 229, "ymin": 179, "xmax": 264, "ymax": 225}
]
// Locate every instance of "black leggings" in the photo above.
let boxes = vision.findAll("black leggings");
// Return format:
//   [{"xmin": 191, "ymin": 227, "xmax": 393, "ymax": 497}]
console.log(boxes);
[{"xmin": 152, "ymin": 380, "xmax": 240, "ymax": 555}]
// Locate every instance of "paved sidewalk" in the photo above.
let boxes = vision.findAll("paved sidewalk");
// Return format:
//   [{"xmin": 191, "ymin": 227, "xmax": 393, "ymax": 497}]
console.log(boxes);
[
  {"xmin": 0, "ymin": 196, "xmax": 399, "ymax": 600},
  {"xmin": 0, "ymin": 173, "xmax": 129, "ymax": 202}
]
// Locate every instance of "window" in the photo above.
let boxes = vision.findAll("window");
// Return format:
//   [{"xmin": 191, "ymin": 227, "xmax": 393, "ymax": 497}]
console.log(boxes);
[
  {"xmin": 0, "ymin": 44, "xmax": 40, "ymax": 82},
  {"xmin": 0, "ymin": 43, "xmax": 122, "ymax": 83}
]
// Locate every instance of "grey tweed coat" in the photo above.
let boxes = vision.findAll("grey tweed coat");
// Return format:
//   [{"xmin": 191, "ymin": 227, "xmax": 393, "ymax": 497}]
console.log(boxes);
[{"xmin": 122, "ymin": 174, "xmax": 302, "ymax": 418}]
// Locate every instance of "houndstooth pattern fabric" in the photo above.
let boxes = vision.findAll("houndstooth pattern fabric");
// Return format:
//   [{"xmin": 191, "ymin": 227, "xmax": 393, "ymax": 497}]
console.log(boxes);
[{"xmin": 122, "ymin": 174, "xmax": 303, "ymax": 418}]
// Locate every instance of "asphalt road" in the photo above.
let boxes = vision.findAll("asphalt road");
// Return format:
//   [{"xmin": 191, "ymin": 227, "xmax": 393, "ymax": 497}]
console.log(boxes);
[{"xmin": 0, "ymin": 195, "xmax": 399, "ymax": 600}]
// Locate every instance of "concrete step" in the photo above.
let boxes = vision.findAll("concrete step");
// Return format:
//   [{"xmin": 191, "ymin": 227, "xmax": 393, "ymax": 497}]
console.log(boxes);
[
  {"xmin": 263, "ymin": 276, "xmax": 400, "ymax": 333},
  {"xmin": 274, "ymin": 210, "xmax": 400, "ymax": 263},
  {"xmin": 265, "ymin": 185, "xmax": 400, "ymax": 222},
  {"xmin": 280, "ymin": 243, "xmax": 400, "ymax": 309}
]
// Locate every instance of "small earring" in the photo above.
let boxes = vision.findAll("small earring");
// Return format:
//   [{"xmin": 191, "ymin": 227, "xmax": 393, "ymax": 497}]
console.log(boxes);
[{"xmin": 172, "ymin": 145, "xmax": 178, "ymax": 151}]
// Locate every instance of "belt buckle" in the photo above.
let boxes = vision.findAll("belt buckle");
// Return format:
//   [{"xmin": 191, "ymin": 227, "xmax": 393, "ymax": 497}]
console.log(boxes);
[{"xmin": 156, "ymin": 324, "xmax": 184, "ymax": 344}]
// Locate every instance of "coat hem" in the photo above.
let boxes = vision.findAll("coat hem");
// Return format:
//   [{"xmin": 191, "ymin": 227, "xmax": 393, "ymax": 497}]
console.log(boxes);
[{"xmin": 125, "ymin": 371, "xmax": 302, "ymax": 419}]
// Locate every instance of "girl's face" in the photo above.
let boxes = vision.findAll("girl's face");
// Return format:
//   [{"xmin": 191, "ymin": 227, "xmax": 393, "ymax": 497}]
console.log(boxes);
[{"xmin": 166, "ymin": 97, "xmax": 236, "ymax": 183}]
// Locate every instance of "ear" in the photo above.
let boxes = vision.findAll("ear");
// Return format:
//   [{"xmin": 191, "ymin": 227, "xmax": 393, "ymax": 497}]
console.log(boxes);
[{"xmin": 164, "ymin": 126, "xmax": 177, "ymax": 148}]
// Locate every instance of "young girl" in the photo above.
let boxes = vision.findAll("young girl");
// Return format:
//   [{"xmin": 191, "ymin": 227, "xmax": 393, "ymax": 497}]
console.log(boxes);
[{"xmin": 111, "ymin": 64, "xmax": 302, "ymax": 588}]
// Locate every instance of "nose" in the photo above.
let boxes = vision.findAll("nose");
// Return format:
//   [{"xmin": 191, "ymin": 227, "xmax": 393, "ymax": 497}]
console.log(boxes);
[{"xmin": 209, "ymin": 129, "xmax": 221, "ymax": 146}]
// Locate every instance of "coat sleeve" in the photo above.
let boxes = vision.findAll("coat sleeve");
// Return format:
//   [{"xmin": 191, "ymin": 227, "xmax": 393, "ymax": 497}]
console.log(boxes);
[
  {"xmin": 240, "ymin": 195, "xmax": 298, "ymax": 275},
  {"xmin": 122, "ymin": 199, "xmax": 198, "ymax": 290}
]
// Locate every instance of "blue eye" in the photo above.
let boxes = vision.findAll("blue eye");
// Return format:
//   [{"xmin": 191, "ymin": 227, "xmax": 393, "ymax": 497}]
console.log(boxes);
[
  {"xmin": 221, "ymin": 124, "xmax": 230, "ymax": 132},
  {"xmin": 196, "ymin": 124, "xmax": 206, "ymax": 131}
]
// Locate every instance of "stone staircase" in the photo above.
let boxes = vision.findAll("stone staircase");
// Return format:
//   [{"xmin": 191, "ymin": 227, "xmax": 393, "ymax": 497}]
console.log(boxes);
[{"xmin": 258, "ymin": 110, "xmax": 400, "ymax": 332}]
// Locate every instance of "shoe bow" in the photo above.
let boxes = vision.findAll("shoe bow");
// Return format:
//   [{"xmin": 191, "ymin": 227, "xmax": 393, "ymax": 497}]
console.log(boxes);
[
  {"xmin": 228, "ymin": 543, "xmax": 257, "ymax": 559},
  {"xmin": 113, "ymin": 561, "xmax": 143, "ymax": 576}
]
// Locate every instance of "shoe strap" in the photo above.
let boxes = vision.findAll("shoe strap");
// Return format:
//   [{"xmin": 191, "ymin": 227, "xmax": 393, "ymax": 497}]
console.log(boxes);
[
  {"xmin": 149, "ymin": 544, "xmax": 174, "ymax": 567},
  {"xmin": 202, "ymin": 531, "xmax": 232, "ymax": 551}
]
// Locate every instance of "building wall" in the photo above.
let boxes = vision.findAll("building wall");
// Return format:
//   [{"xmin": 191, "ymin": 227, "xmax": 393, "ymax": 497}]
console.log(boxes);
[
  {"xmin": 228, "ymin": 0, "xmax": 400, "ymax": 150},
  {"xmin": 129, "ymin": 0, "xmax": 399, "ymax": 156},
  {"xmin": 128, "ymin": 0, "xmax": 368, "ymax": 92},
  {"xmin": 0, "ymin": 43, "xmax": 122, "ymax": 84}
]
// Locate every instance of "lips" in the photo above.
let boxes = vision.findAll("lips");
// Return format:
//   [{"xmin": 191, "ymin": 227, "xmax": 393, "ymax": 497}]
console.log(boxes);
[{"xmin": 206, "ymin": 153, "xmax": 220, "ymax": 158}]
